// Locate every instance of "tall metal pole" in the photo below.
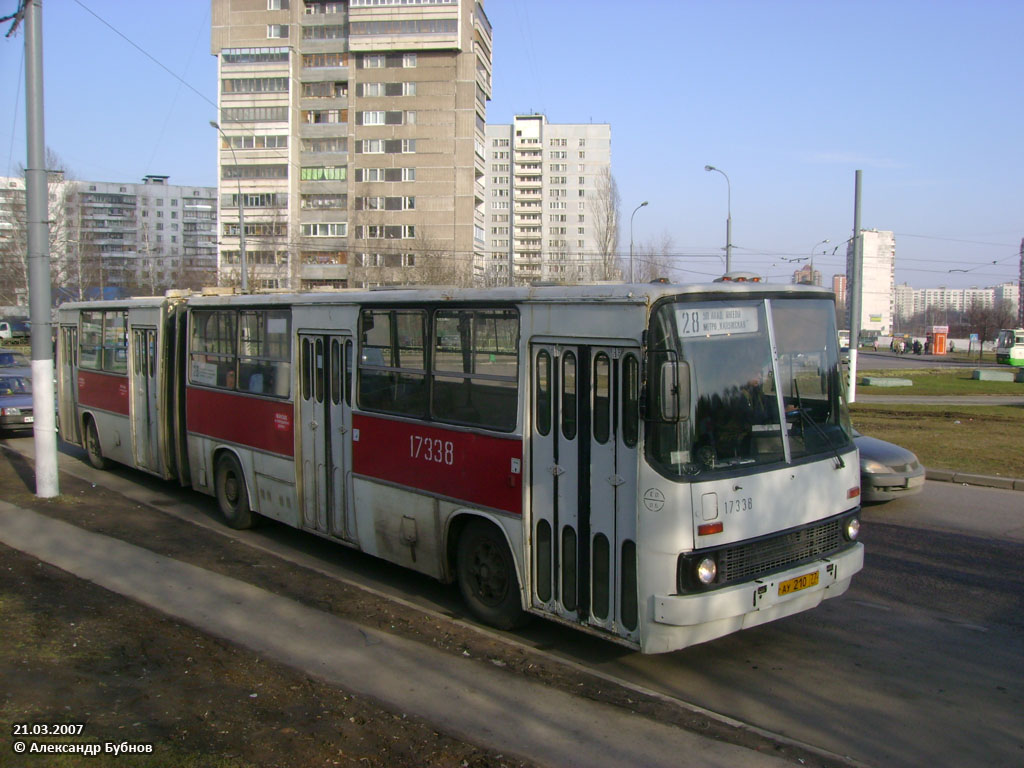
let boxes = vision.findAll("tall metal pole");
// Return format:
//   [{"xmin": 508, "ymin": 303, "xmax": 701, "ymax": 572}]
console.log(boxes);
[
  {"xmin": 628, "ymin": 200, "xmax": 648, "ymax": 283},
  {"xmin": 704, "ymin": 165, "xmax": 732, "ymax": 271},
  {"xmin": 210, "ymin": 121, "xmax": 247, "ymax": 292},
  {"xmin": 24, "ymin": 0, "xmax": 59, "ymax": 497},
  {"xmin": 848, "ymin": 170, "xmax": 863, "ymax": 403}
]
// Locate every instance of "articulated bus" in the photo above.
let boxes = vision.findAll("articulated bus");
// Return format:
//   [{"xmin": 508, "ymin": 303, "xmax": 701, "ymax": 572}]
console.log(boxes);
[{"xmin": 56, "ymin": 282, "xmax": 863, "ymax": 654}]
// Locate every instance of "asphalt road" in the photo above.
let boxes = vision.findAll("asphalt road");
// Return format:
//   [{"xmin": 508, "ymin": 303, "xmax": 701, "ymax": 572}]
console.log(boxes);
[
  {"xmin": 853, "ymin": 350, "xmax": 1000, "ymax": 371},
  {"xmin": 6, "ymin": 438, "xmax": 1023, "ymax": 767}
]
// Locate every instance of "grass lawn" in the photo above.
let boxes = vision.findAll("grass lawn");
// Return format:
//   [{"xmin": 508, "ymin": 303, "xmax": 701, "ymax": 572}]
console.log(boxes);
[
  {"xmin": 856, "ymin": 368, "xmax": 1024, "ymax": 396},
  {"xmin": 850, "ymin": 403, "xmax": 1024, "ymax": 477}
]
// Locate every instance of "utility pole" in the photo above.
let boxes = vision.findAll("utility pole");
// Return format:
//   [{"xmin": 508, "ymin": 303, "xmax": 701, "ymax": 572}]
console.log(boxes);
[
  {"xmin": 23, "ymin": 0, "xmax": 59, "ymax": 497},
  {"xmin": 848, "ymin": 170, "xmax": 863, "ymax": 404}
]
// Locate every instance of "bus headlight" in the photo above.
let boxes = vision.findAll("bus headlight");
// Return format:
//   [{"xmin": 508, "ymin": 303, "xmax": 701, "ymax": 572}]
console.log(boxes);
[
  {"xmin": 696, "ymin": 556, "xmax": 718, "ymax": 585},
  {"xmin": 844, "ymin": 515, "xmax": 861, "ymax": 541}
]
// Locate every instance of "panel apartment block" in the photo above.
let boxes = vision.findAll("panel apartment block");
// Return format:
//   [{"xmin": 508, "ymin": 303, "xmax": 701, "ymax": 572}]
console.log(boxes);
[
  {"xmin": 211, "ymin": 0, "xmax": 492, "ymax": 290},
  {"xmin": 484, "ymin": 114, "xmax": 612, "ymax": 286}
]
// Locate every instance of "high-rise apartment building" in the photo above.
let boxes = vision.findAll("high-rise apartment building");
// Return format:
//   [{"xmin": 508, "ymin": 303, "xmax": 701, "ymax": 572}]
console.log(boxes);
[
  {"xmin": 832, "ymin": 274, "xmax": 847, "ymax": 308},
  {"xmin": 483, "ymin": 115, "xmax": 613, "ymax": 285},
  {"xmin": 0, "ymin": 173, "xmax": 216, "ymax": 302},
  {"xmin": 847, "ymin": 229, "xmax": 895, "ymax": 334},
  {"xmin": 210, "ymin": 0, "xmax": 492, "ymax": 290},
  {"xmin": 792, "ymin": 263, "xmax": 821, "ymax": 286}
]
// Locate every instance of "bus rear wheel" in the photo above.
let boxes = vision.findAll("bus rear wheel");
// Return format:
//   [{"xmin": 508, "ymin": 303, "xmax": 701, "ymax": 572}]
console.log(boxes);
[
  {"xmin": 215, "ymin": 453, "xmax": 254, "ymax": 530},
  {"xmin": 84, "ymin": 418, "xmax": 108, "ymax": 470},
  {"xmin": 456, "ymin": 520, "xmax": 527, "ymax": 630}
]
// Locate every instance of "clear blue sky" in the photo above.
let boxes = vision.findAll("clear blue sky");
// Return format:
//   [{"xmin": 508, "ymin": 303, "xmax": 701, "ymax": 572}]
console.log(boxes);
[{"xmin": 2, "ymin": 0, "xmax": 1021, "ymax": 288}]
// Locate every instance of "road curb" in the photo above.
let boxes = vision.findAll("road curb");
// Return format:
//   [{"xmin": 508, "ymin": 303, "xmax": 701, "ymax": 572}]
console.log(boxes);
[{"xmin": 926, "ymin": 468, "xmax": 1024, "ymax": 491}]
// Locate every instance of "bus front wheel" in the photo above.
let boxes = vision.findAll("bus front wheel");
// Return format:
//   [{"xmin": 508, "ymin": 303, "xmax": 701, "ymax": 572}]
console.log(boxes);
[
  {"xmin": 456, "ymin": 520, "xmax": 527, "ymax": 630},
  {"xmin": 84, "ymin": 418, "xmax": 108, "ymax": 470},
  {"xmin": 215, "ymin": 453, "xmax": 254, "ymax": 530}
]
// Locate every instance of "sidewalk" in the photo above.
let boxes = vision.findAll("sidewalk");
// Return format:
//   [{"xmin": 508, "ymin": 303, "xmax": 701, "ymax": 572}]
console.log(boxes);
[{"xmin": 0, "ymin": 500, "xmax": 797, "ymax": 768}]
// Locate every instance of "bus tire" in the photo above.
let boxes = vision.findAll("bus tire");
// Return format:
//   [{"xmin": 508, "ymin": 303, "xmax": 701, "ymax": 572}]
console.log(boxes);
[
  {"xmin": 215, "ymin": 453, "xmax": 254, "ymax": 530},
  {"xmin": 456, "ymin": 519, "xmax": 527, "ymax": 630},
  {"xmin": 84, "ymin": 418, "xmax": 108, "ymax": 470}
]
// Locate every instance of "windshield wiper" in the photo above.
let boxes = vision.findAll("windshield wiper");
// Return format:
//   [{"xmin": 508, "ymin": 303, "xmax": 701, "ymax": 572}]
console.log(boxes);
[{"xmin": 790, "ymin": 380, "xmax": 845, "ymax": 469}]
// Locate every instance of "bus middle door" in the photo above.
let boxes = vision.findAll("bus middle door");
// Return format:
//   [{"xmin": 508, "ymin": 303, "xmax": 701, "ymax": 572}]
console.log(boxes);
[
  {"xmin": 299, "ymin": 333, "xmax": 355, "ymax": 543},
  {"xmin": 530, "ymin": 343, "xmax": 639, "ymax": 641}
]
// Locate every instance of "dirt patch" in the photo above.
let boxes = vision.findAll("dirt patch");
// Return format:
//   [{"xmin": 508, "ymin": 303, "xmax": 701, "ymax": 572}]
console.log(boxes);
[{"xmin": 0, "ymin": 445, "xmax": 838, "ymax": 767}]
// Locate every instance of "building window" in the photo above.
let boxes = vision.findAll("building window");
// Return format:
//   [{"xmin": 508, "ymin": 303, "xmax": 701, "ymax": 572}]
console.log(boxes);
[
  {"xmin": 302, "ymin": 81, "xmax": 348, "ymax": 98},
  {"xmin": 222, "ymin": 77, "xmax": 289, "ymax": 93},
  {"xmin": 300, "ymin": 166, "xmax": 347, "ymax": 181},
  {"xmin": 301, "ymin": 137, "xmax": 347, "ymax": 153},
  {"xmin": 301, "ymin": 222, "xmax": 348, "ymax": 238},
  {"xmin": 302, "ymin": 52, "xmax": 348, "ymax": 68},
  {"xmin": 267, "ymin": 24, "xmax": 289, "ymax": 38},
  {"xmin": 267, "ymin": 0, "xmax": 288, "ymax": 9}
]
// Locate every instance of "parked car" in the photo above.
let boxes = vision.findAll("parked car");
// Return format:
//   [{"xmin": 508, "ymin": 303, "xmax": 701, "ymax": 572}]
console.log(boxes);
[
  {"xmin": 853, "ymin": 430, "xmax": 925, "ymax": 502},
  {"xmin": 0, "ymin": 372, "xmax": 33, "ymax": 433}
]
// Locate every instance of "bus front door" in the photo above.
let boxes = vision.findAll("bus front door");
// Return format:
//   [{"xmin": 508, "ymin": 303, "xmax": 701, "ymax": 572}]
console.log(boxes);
[
  {"xmin": 530, "ymin": 343, "xmax": 640, "ymax": 643},
  {"xmin": 130, "ymin": 327, "xmax": 159, "ymax": 472},
  {"xmin": 299, "ymin": 333, "xmax": 356, "ymax": 543}
]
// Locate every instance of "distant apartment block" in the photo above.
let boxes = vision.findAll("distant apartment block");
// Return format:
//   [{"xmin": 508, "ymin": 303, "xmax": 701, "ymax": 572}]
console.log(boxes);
[
  {"xmin": 832, "ymin": 274, "xmax": 847, "ymax": 308},
  {"xmin": 792, "ymin": 263, "xmax": 821, "ymax": 286},
  {"xmin": 484, "ymin": 114, "xmax": 612, "ymax": 285},
  {"xmin": 895, "ymin": 281, "xmax": 1019, "ymax": 320},
  {"xmin": 210, "ymin": 0, "xmax": 493, "ymax": 290},
  {"xmin": 847, "ymin": 229, "xmax": 895, "ymax": 334},
  {"xmin": 0, "ymin": 173, "xmax": 216, "ymax": 302}
]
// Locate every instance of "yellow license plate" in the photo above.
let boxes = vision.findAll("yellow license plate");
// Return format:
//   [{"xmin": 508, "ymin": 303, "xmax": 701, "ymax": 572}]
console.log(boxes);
[{"xmin": 778, "ymin": 571, "xmax": 819, "ymax": 596}]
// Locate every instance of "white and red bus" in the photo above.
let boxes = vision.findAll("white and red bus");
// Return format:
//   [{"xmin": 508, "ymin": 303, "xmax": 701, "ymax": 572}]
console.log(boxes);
[{"xmin": 56, "ymin": 282, "xmax": 863, "ymax": 653}]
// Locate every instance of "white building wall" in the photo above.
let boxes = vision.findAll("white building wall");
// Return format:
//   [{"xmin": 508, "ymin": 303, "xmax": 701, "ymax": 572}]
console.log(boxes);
[{"xmin": 848, "ymin": 229, "xmax": 894, "ymax": 334}]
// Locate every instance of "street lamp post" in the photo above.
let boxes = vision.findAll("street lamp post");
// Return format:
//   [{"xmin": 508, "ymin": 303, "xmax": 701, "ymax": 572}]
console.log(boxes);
[
  {"xmin": 808, "ymin": 238, "xmax": 829, "ymax": 285},
  {"xmin": 629, "ymin": 200, "xmax": 648, "ymax": 283},
  {"xmin": 704, "ymin": 165, "xmax": 732, "ymax": 272},
  {"xmin": 210, "ymin": 120, "xmax": 247, "ymax": 293}
]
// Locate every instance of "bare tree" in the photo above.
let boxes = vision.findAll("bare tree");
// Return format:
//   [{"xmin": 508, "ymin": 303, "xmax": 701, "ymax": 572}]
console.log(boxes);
[
  {"xmin": 1, "ymin": 147, "xmax": 75, "ymax": 304},
  {"xmin": 964, "ymin": 298, "xmax": 1016, "ymax": 358},
  {"xmin": 588, "ymin": 168, "xmax": 620, "ymax": 281},
  {"xmin": 631, "ymin": 232, "xmax": 676, "ymax": 283}
]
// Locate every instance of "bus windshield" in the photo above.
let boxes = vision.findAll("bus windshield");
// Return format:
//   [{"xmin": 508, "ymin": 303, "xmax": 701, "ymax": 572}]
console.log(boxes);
[{"xmin": 647, "ymin": 297, "xmax": 853, "ymax": 478}]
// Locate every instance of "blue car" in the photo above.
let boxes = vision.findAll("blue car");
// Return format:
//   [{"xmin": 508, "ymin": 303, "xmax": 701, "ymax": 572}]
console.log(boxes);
[{"xmin": 0, "ymin": 373, "xmax": 33, "ymax": 433}]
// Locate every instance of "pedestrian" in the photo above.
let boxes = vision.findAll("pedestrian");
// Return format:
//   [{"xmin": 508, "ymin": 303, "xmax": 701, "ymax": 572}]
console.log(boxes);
[{"xmin": 873, "ymin": 338, "xmax": 878, "ymax": 352}]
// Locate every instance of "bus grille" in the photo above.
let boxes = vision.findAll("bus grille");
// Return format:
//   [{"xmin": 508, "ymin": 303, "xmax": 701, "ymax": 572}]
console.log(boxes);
[{"xmin": 718, "ymin": 518, "xmax": 845, "ymax": 584}]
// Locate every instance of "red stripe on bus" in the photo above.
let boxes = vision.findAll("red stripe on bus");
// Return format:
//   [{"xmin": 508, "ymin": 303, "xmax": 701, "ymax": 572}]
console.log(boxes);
[
  {"xmin": 77, "ymin": 370, "xmax": 130, "ymax": 415},
  {"xmin": 352, "ymin": 413, "xmax": 523, "ymax": 516},
  {"xmin": 186, "ymin": 387, "xmax": 295, "ymax": 457}
]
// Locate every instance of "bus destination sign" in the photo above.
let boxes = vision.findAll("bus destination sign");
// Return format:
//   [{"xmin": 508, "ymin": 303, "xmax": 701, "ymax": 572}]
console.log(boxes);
[{"xmin": 675, "ymin": 306, "xmax": 759, "ymax": 338}]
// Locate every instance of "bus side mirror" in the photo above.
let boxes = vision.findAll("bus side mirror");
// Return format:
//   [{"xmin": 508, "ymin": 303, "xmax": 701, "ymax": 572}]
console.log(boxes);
[{"xmin": 659, "ymin": 360, "xmax": 690, "ymax": 422}]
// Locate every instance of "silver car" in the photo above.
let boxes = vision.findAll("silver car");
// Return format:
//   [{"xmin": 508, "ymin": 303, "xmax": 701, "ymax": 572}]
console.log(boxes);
[{"xmin": 853, "ymin": 430, "xmax": 925, "ymax": 502}]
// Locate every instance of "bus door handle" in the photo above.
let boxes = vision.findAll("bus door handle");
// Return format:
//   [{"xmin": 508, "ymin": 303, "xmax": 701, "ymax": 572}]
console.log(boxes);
[
  {"xmin": 549, "ymin": 465, "xmax": 565, "ymax": 477},
  {"xmin": 309, "ymin": 420, "xmax": 319, "ymax": 431},
  {"xmin": 608, "ymin": 475, "xmax": 625, "ymax": 487}
]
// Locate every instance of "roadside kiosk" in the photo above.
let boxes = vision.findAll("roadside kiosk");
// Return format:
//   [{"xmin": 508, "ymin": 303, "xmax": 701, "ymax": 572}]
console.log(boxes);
[{"xmin": 927, "ymin": 325, "xmax": 948, "ymax": 355}]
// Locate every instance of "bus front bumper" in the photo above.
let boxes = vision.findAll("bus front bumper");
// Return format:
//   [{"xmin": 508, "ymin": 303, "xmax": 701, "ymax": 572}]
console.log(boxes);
[{"xmin": 652, "ymin": 543, "xmax": 864, "ymax": 630}]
